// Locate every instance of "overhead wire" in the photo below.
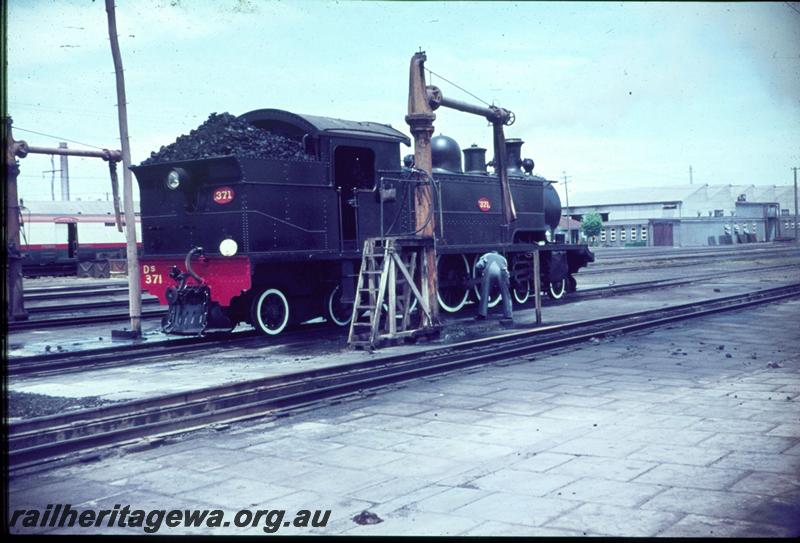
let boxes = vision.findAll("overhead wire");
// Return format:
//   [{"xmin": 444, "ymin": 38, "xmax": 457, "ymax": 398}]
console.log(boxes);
[
  {"xmin": 12, "ymin": 126, "xmax": 106, "ymax": 150},
  {"xmin": 425, "ymin": 67, "xmax": 492, "ymax": 107},
  {"xmin": 10, "ymin": 100, "xmax": 203, "ymax": 126}
]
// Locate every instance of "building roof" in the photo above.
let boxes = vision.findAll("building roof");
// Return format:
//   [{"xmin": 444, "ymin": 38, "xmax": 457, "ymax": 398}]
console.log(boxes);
[
  {"xmin": 557, "ymin": 216, "xmax": 582, "ymax": 229},
  {"xmin": 751, "ymin": 185, "xmax": 795, "ymax": 203},
  {"xmin": 567, "ymin": 183, "xmax": 795, "ymax": 209},
  {"xmin": 706, "ymin": 184, "xmax": 756, "ymax": 200},
  {"xmin": 567, "ymin": 185, "xmax": 703, "ymax": 207}
]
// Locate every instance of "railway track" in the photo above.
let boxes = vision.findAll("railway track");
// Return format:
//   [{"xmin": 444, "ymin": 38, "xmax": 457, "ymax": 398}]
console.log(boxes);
[
  {"xmin": 8, "ymin": 262, "xmax": 799, "ymax": 376},
  {"xmin": 24, "ymin": 279, "xmax": 128, "ymax": 294},
  {"xmin": 1, "ymin": 266, "xmax": 779, "ymax": 376},
  {"xmin": 8, "ymin": 282, "xmax": 800, "ymax": 471},
  {"xmin": 7, "ymin": 322, "xmax": 338, "ymax": 377},
  {"xmin": 12, "ymin": 281, "xmax": 159, "ymax": 331},
  {"xmin": 583, "ymin": 245, "xmax": 800, "ymax": 275},
  {"xmin": 10, "ymin": 258, "xmax": 798, "ymax": 334},
  {"xmin": 24, "ymin": 286, "xmax": 130, "ymax": 302},
  {"xmin": 14, "ymin": 245, "xmax": 796, "ymax": 320},
  {"xmin": 20, "ymin": 244, "xmax": 795, "ymax": 297},
  {"xmin": 7, "ymin": 307, "xmax": 166, "ymax": 332},
  {"xmin": 25, "ymin": 298, "xmax": 161, "ymax": 314},
  {"xmin": 592, "ymin": 242, "xmax": 798, "ymax": 261},
  {"xmin": 573, "ymin": 262, "xmax": 798, "ymax": 295}
]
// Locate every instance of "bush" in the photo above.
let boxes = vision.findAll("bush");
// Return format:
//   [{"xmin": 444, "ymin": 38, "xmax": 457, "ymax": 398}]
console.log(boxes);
[{"xmin": 581, "ymin": 213, "xmax": 603, "ymax": 239}]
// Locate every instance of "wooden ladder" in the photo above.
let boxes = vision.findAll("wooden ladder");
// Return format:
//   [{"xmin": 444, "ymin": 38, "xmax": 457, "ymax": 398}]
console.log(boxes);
[{"xmin": 347, "ymin": 237, "xmax": 436, "ymax": 349}]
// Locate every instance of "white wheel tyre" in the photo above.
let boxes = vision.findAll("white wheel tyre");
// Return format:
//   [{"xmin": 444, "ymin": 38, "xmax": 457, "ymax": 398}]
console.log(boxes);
[
  {"xmin": 472, "ymin": 255, "xmax": 502, "ymax": 308},
  {"xmin": 437, "ymin": 254, "xmax": 470, "ymax": 313},
  {"xmin": 327, "ymin": 285, "xmax": 352, "ymax": 327},
  {"xmin": 252, "ymin": 288, "xmax": 289, "ymax": 335},
  {"xmin": 512, "ymin": 280, "xmax": 531, "ymax": 304},
  {"xmin": 548, "ymin": 279, "xmax": 567, "ymax": 300}
]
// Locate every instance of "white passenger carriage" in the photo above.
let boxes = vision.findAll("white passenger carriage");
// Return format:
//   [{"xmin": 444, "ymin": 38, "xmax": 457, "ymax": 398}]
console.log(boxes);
[{"xmin": 19, "ymin": 200, "xmax": 140, "ymax": 275}]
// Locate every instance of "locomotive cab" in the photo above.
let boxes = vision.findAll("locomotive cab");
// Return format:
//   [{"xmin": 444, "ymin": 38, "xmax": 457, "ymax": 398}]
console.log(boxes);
[{"xmin": 242, "ymin": 108, "xmax": 412, "ymax": 250}]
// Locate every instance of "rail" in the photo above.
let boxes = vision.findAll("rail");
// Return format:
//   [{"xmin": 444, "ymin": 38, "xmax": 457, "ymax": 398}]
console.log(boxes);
[{"xmin": 9, "ymin": 260, "xmax": 797, "ymax": 334}]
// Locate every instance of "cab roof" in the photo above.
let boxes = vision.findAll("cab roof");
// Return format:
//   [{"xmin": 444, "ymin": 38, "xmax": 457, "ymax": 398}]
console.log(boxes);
[{"xmin": 240, "ymin": 108, "xmax": 410, "ymax": 146}]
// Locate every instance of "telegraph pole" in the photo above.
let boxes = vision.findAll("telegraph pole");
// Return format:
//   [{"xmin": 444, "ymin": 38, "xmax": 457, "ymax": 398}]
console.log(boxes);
[
  {"xmin": 59, "ymin": 142, "xmax": 70, "ymax": 200},
  {"xmin": 562, "ymin": 172, "xmax": 572, "ymax": 243},
  {"xmin": 106, "ymin": 0, "xmax": 141, "ymax": 337},
  {"xmin": 43, "ymin": 155, "xmax": 58, "ymax": 201},
  {"xmin": 689, "ymin": 165, "xmax": 693, "ymax": 185},
  {"xmin": 793, "ymin": 167, "xmax": 798, "ymax": 243}
]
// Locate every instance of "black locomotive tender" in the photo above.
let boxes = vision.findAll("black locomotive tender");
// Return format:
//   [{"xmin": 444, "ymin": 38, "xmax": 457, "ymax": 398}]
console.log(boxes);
[{"xmin": 133, "ymin": 109, "xmax": 594, "ymax": 335}]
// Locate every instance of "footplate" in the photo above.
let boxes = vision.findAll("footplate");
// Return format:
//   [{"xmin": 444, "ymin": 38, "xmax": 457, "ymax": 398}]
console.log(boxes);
[{"xmin": 162, "ymin": 285, "xmax": 210, "ymax": 335}]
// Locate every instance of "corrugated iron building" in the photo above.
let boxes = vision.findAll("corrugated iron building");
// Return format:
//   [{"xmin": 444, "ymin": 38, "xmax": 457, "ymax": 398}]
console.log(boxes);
[{"xmin": 561, "ymin": 184, "xmax": 796, "ymax": 247}]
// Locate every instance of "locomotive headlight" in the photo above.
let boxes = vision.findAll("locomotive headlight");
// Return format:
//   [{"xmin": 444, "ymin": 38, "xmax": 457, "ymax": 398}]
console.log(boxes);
[
  {"xmin": 219, "ymin": 238, "xmax": 238, "ymax": 257},
  {"xmin": 165, "ymin": 168, "xmax": 188, "ymax": 190}
]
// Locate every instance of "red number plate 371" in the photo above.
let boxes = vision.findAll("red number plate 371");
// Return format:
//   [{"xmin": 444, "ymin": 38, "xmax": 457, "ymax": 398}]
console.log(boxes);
[{"xmin": 213, "ymin": 186, "xmax": 235, "ymax": 204}]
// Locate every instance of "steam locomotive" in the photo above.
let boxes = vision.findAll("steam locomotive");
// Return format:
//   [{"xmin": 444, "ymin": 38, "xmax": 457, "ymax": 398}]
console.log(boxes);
[{"xmin": 132, "ymin": 108, "xmax": 593, "ymax": 335}]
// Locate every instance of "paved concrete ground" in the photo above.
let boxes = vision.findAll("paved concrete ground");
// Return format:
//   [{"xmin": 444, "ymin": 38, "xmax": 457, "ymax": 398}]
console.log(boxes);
[{"xmin": 8, "ymin": 297, "xmax": 800, "ymax": 536}]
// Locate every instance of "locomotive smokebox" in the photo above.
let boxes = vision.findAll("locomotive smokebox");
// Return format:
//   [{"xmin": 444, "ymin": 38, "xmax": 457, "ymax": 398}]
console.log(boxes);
[
  {"xmin": 544, "ymin": 182, "xmax": 562, "ymax": 232},
  {"xmin": 505, "ymin": 138, "xmax": 524, "ymax": 177},
  {"xmin": 431, "ymin": 134, "xmax": 463, "ymax": 173},
  {"xmin": 463, "ymin": 144, "xmax": 487, "ymax": 173}
]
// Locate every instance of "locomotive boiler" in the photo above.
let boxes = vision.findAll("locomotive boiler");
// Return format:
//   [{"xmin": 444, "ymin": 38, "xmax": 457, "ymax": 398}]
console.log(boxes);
[{"xmin": 132, "ymin": 108, "xmax": 593, "ymax": 335}]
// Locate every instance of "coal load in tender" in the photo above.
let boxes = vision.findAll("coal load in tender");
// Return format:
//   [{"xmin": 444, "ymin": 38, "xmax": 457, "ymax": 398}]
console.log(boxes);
[{"xmin": 140, "ymin": 112, "xmax": 312, "ymax": 165}]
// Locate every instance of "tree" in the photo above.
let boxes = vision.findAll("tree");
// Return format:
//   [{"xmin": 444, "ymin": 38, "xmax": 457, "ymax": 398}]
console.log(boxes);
[{"xmin": 581, "ymin": 212, "xmax": 603, "ymax": 245}]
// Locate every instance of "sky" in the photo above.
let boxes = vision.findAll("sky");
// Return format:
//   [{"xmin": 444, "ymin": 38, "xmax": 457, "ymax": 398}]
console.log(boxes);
[{"xmin": 6, "ymin": 0, "xmax": 800, "ymax": 205}]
